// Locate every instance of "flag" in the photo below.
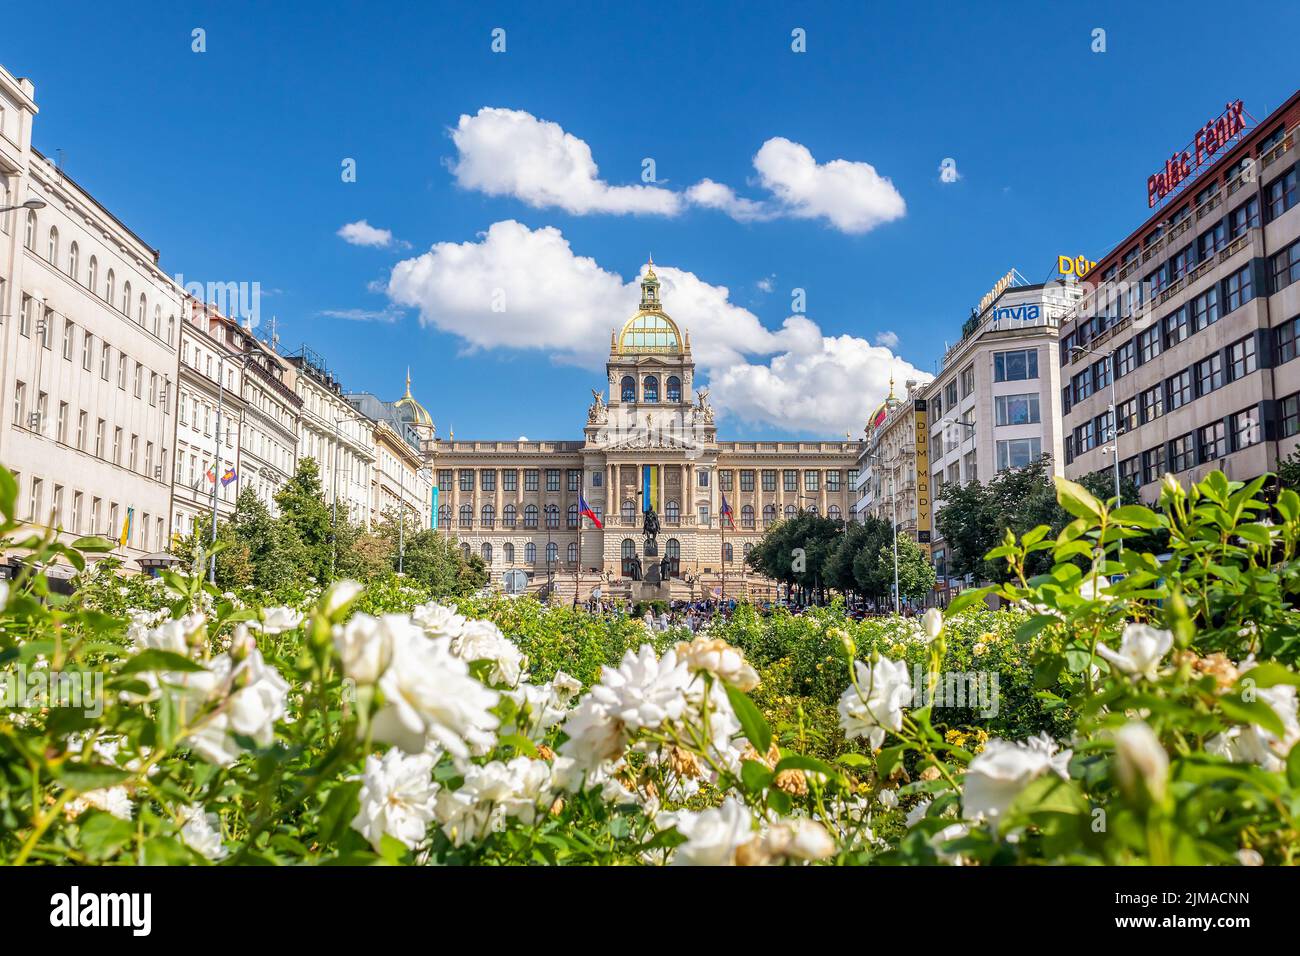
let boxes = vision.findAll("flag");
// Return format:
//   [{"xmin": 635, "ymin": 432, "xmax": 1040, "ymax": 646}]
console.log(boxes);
[
  {"xmin": 720, "ymin": 493, "xmax": 735, "ymax": 530},
  {"xmin": 869, "ymin": 401, "xmax": 889, "ymax": 432},
  {"xmin": 641, "ymin": 465, "xmax": 658, "ymax": 512},
  {"xmin": 205, "ymin": 461, "xmax": 217, "ymax": 484},
  {"xmin": 430, "ymin": 485, "xmax": 439, "ymax": 529},
  {"xmin": 220, "ymin": 467, "xmax": 237, "ymax": 487},
  {"xmin": 119, "ymin": 507, "xmax": 134, "ymax": 548},
  {"xmin": 579, "ymin": 495, "xmax": 603, "ymax": 529}
]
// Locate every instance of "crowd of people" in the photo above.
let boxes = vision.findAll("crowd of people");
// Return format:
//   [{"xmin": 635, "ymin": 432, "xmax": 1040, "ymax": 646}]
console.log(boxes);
[{"xmin": 572, "ymin": 596, "xmax": 935, "ymax": 632}]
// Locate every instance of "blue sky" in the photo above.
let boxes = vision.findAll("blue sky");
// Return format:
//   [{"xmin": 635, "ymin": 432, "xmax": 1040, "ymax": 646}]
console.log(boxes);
[{"xmin": 8, "ymin": 0, "xmax": 1298, "ymax": 438}]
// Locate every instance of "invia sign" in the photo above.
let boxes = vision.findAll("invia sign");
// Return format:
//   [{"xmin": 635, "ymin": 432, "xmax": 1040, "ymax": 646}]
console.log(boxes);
[{"xmin": 991, "ymin": 303, "xmax": 1041, "ymax": 322}]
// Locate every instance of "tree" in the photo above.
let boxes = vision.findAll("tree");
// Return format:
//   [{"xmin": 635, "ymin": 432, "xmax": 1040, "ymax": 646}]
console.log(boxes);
[
  {"xmin": 275, "ymin": 457, "xmax": 333, "ymax": 582},
  {"xmin": 856, "ymin": 533, "xmax": 936, "ymax": 605},
  {"xmin": 228, "ymin": 487, "xmax": 304, "ymax": 593}
]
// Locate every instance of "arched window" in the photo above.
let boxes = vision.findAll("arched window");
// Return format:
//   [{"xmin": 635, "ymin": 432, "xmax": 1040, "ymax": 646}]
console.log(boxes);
[
  {"xmin": 828, "ymin": 504, "xmax": 842, "ymax": 521},
  {"xmin": 481, "ymin": 542, "xmax": 493, "ymax": 564},
  {"xmin": 665, "ymin": 499, "xmax": 679, "ymax": 523},
  {"xmin": 438, "ymin": 504, "xmax": 451, "ymax": 526},
  {"xmin": 525, "ymin": 542, "xmax": 537, "ymax": 564},
  {"xmin": 503, "ymin": 503, "xmax": 517, "ymax": 527},
  {"xmin": 545, "ymin": 504, "xmax": 559, "ymax": 528},
  {"xmin": 741, "ymin": 504, "xmax": 755, "ymax": 529},
  {"xmin": 763, "ymin": 504, "xmax": 777, "ymax": 527},
  {"xmin": 461, "ymin": 542, "xmax": 471, "ymax": 558},
  {"xmin": 621, "ymin": 499, "xmax": 636, "ymax": 525},
  {"xmin": 68, "ymin": 241, "xmax": 79, "ymax": 280},
  {"xmin": 567, "ymin": 503, "xmax": 579, "ymax": 528},
  {"xmin": 88, "ymin": 256, "xmax": 98, "ymax": 292},
  {"xmin": 723, "ymin": 542, "xmax": 734, "ymax": 563},
  {"xmin": 459, "ymin": 504, "xmax": 473, "ymax": 527},
  {"xmin": 546, "ymin": 542, "xmax": 559, "ymax": 564},
  {"xmin": 666, "ymin": 376, "xmax": 681, "ymax": 403},
  {"xmin": 481, "ymin": 503, "xmax": 495, "ymax": 528},
  {"xmin": 785, "ymin": 504, "xmax": 797, "ymax": 521},
  {"xmin": 567, "ymin": 542, "xmax": 578, "ymax": 563},
  {"xmin": 47, "ymin": 226, "xmax": 58, "ymax": 264},
  {"xmin": 643, "ymin": 376, "xmax": 659, "ymax": 402},
  {"xmin": 743, "ymin": 542, "xmax": 754, "ymax": 561},
  {"xmin": 621, "ymin": 375, "xmax": 635, "ymax": 402},
  {"xmin": 503, "ymin": 543, "xmax": 515, "ymax": 564},
  {"xmin": 524, "ymin": 504, "xmax": 538, "ymax": 528},
  {"xmin": 153, "ymin": 305, "xmax": 162, "ymax": 337},
  {"xmin": 621, "ymin": 538, "xmax": 638, "ymax": 577},
  {"xmin": 137, "ymin": 292, "xmax": 147, "ymax": 326},
  {"xmin": 167, "ymin": 315, "xmax": 175, "ymax": 346},
  {"xmin": 665, "ymin": 538, "xmax": 680, "ymax": 576},
  {"xmin": 24, "ymin": 209, "xmax": 36, "ymax": 250},
  {"xmin": 807, "ymin": 504, "xmax": 819, "ymax": 516}
]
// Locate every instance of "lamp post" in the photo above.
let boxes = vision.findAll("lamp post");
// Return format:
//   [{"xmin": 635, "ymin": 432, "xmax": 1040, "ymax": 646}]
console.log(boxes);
[
  {"xmin": 209, "ymin": 351, "xmax": 253, "ymax": 584},
  {"xmin": 0, "ymin": 198, "xmax": 47, "ymax": 213},
  {"xmin": 868, "ymin": 453, "xmax": 903, "ymax": 614},
  {"xmin": 330, "ymin": 410, "xmax": 371, "ymax": 579},
  {"xmin": 1070, "ymin": 344, "xmax": 1124, "ymax": 553}
]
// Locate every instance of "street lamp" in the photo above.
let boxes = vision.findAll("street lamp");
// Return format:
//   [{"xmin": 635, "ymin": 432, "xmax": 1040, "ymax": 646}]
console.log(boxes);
[
  {"xmin": 1070, "ymin": 344, "xmax": 1123, "ymax": 552},
  {"xmin": 330, "ymin": 410, "xmax": 372, "ymax": 579},
  {"xmin": 209, "ymin": 351, "xmax": 254, "ymax": 584},
  {"xmin": 0, "ymin": 198, "xmax": 47, "ymax": 213},
  {"xmin": 868, "ymin": 452, "xmax": 905, "ymax": 614}
]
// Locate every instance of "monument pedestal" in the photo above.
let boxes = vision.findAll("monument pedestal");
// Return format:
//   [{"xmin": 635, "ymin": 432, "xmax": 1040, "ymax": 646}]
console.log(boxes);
[{"xmin": 631, "ymin": 580, "xmax": 672, "ymax": 604}]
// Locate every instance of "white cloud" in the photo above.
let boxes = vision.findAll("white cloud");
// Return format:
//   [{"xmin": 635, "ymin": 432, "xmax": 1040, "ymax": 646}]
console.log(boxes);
[
  {"xmin": 337, "ymin": 220, "xmax": 395, "ymax": 248},
  {"xmin": 447, "ymin": 109, "xmax": 905, "ymax": 235},
  {"xmin": 756, "ymin": 275, "xmax": 775, "ymax": 293},
  {"xmin": 449, "ymin": 108, "xmax": 681, "ymax": 216},
  {"xmin": 750, "ymin": 138, "xmax": 906, "ymax": 234},
  {"xmin": 385, "ymin": 220, "xmax": 926, "ymax": 434},
  {"xmin": 319, "ymin": 307, "xmax": 402, "ymax": 323},
  {"xmin": 874, "ymin": 330, "xmax": 900, "ymax": 349},
  {"xmin": 684, "ymin": 179, "xmax": 772, "ymax": 222}
]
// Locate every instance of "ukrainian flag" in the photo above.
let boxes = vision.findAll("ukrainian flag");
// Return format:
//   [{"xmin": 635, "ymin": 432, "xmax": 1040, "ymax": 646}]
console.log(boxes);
[
  {"xmin": 119, "ymin": 507, "xmax": 134, "ymax": 548},
  {"xmin": 642, "ymin": 465, "xmax": 658, "ymax": 512}
]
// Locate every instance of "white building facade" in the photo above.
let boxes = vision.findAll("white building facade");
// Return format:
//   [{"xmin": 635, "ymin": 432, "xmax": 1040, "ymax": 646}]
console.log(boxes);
[{"xmin": 1, "ymin": 66, "xmax": 180, "ymax": 568}]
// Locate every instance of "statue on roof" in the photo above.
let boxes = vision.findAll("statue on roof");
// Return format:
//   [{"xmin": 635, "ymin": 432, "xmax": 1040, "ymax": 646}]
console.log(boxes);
[{"xmin": 588, "ymin": 387, "xmax": 608, "ymax": 424}]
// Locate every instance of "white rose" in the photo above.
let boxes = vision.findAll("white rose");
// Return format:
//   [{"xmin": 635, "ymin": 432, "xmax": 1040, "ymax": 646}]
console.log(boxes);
[
  {"xmin": 332, "ymin": 613, "xmax": 403, "ymax": 685},
  {"xmin": 675, "ymin": 636, "xmax": 760, "ymax": 691},
  {"xmin": 179, "ymin": 804, "xmax": 227, "ymax": 861},
  {"xmin": 837, "ymin": 657, "xmax": 913, "ymax": 750},
  {"xmin": 255, "ymin": 607, "xmax": 304, "ymax": 635},
  {"xmin": 1112, "ymin": 721, "xmax": 1168, "ymax": 803},
  {"xmin": 1097, "ymin": 623, "xmax": 1172, "ymax": 680},
  {"xmin": 351, "ymin": 750, "xmax": 437, "ymax": 852},
  {"xmin": 671, "ymin": 797, "xmax": 753, "ymax": 866},
  {"xmin": 322, "ymin": 579, "xmax": 364, "ymax": 617},
  {"xmin": 961, "ymin": 733, "xmax": 1071, "ymax": 823},
  {"xmin": 921, "ymin": 608, "xmax": 943, "ymax": 641}
]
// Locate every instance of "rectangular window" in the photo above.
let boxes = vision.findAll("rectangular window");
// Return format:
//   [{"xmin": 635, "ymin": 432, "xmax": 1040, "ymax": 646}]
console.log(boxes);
[
  {"xmin": 1170, "ymin": 432, "xmax": 1196, "ymax": 472},
  {"xmin": 1228, "ymin": 335, "xmax": 1257, "ymax": 380},
  {"xmin": 76, "ymin": 410, "xmax": 86, "ymax": 451},
  {"xmin": 1191, "ymin": 287, "xmax": 1220, "ymax": 332},
  {"xmin": 1073, "ymin": 369, "xmax": 1092, "ymax": 403},
  {"xmin": 1199, "ymin": 421, "xmax": 1226, "ymax": 462},
  {"xmin": 1272, "ymin": 240, "xmax": 1300, "ymax": 293},
  {"xmin": 62, "ymin": 320, "xmax": 74, "ymax": 360},
  {"xmin": 996, "ymin": 437, "xmax": 1041, "ymax": 472},
  {"xmin": 825, "ymin": 470, "xmax": 840, "ymax": 492},
  {"xmin": 1229, "ymin": 197, "xmax": 1260, "ymax": 236},
  {"xmin": 567, "ymin": 469, "xmax": 580, "ymax": 492},
  {"xmin": 503, "ymin": 469, "xmax": 518, "ymax": 492},
  {"xmin": 960, "ymin": 364, "xmax": 975, "ymax": 397},
  {"xmin": 1140, "ymin": 384, "xmax": 1164, "ymax": 424},
  {"xmin": 1194, "ymin": 353, "xmax": 1223, "ymax": 396},
  {"xmin": 762, "ymin": 469, "xmax": 777, "ymax": 492},
  {"xmin": 804, "ymin": 470, "xmax": 820, "ymax": 493},
  {"xmin": 698, "ymin": 505, "xmax": 710, "ymax": 527},
  {"xmin": 945, "ymin": 380, "xmax": 958, "ymax": 407},
  {"xmin": 1223, "ymin": 265, "xmax": 1254, "ymax": 314},
  {"xmin": 437, "ymin": 469, "xmax": 452, "ymax": 492},
  {"xmin": 847, "ymin": 468, "xmax": 859, "ymax": 489},
  {"xmin": 590, "ymin": 470, "xmax": 602, "ymax": 487},
  {"xmin": 698, "ymin": 470, "xmax": 710, "ymax": 488},
  {"xmin": 1282, "ymin": 394, "xmax": 1300, "ymax": 439},
  {"xmin": 1142, "ymin": 446, "xmax": 1166, "ymax": 485},
  {"xmin": 993, "ymin": 348, "xmax": 1038, "ymax": 382},
  {"xmin": 1265, "ymin": 165, "xmax": 1298, "ymax": 222},
  {"xmin": 56, "ymin": 401, "xmax": 67, "ymax": 443},
  {"xmin": 1164, "ymin": 306, "xmax": 1190, "ymax": 348},
  {"xmin": 1093, "ymin": 356, "xmax": 1111, "ymax": 391},
  {"xmin": 1198, "ymin": 221, "xmax": 1226, "ymax": 260},
  {"xmin": 459, "ymin": 469, "xmax": 474, "ymax": 492},
  {"xmin": 481, "ymin": 469, "xmax": 496, "ymax": 492},
  {"xmin": 1138, "ymin": 324, "xmax": 1162, "ymax": 364},
  {"xmin": 524, "ymin": 469, "xmax": 538, "ymax": 492},
  {"xmin": 1277, "ymin": 317, "xmax": 1300, "ymax": 365},
  {"xmin": 783, "ymin": 469, "xmax": 797, "ymax": 492},
  {"xmin": 546, "ymin": 469, "xmax": 560, "ymax": 492},
  {"xmin": 719, "ymin": 470, "xmax": 733, "ymax": 492},
  {"xmin": 740, "ymin": 469, "xmax": 756, "ymax": 492},
  {"xmin": 117, "ymin": 354, "xmax": 127, "ymax": 389},
  {"xmin": 1115, "ymin": 340, "xmax": 1136, "ymax": 378},
  {"xmin": 994, "ymin": 393, "xmax": 1041, "ymax": 426},
  {"xmin": 1166, "ymin": 369, "xmax": 1193, "ymax": 410},
  {"xmin": 1232, "ymin": 408, "xmax": 1260, "ymax": 449},
  {"xmin": 1116, "ymin": 396, "xmax": 1138, "ymax": 435},
  {"xmin": 1120, "ymin": 455, "xmax": 1141, "ymax": 487}
]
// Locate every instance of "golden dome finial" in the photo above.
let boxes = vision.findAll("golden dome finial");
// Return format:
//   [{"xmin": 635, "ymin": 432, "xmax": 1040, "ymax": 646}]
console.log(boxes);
[
  {"xmin": 404, "ymin": 366, "xmax": 412, "ymax": 398},
  {"xmin": 645, "ymin": 254, "xmax": 656, "ymax": 279}
]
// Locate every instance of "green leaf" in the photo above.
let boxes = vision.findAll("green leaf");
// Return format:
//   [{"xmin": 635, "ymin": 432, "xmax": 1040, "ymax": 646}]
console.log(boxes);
[
  {"xmin": 740, "ymin": 759, "xmax": 774, "ymax": 794},
  {"xmin": 1238, "ymin": 663, "xmax": 1300, "ymax": 689},
  {"xmin": 117, "ymin": 649, "xmax": 206, "ymax": 675},
  {"xmin": 774, "ymin": 754, "xmax": 839, "ymax": 781},
  {"xmin": 725, "ymin": 684, "xmax": 771, "ymax": 754},
  {"xmin": 1056, "ymin": 477, "xmax": 1102, "ymax": 520},
  {"xmin": 1287, "ymin": 742, "xmax": 1300, "ymax": 790},
  {"xmin": 77, "ymin": 811, "xmax": 135, "ymax": 861},
  {"xmin": 945, "ymin": 585, "xmax": 994, "ymax": 616},
  {"xmin": 54, "ymin": 761, "xmax": 132, "ymax": 791},
  {"xmin": 877, "ymin": 744, "xmax": 907, "ymax": 778},
  {"xmin": 1219, "ymin": 694, "xmax": 1287, "ymax": 739},
  {"xmin": 0, "ymin": 467, "xmax": 17, "ymax": 521},
  {"xmin": 1014, "ymin": 614, "xmax": 1058, "ymax": 645},
  {"xmin": 1110, "ymin": 505, "xmax": 1161, "ymax": 529}
]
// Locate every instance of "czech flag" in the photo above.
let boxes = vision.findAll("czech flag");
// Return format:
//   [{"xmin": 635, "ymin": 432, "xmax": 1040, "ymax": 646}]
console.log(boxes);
[
  {"xmin": 720, "ymin": 493, "xmax": 735, "ymax": 530},
  {"xmin": 579, "ymin": 495, "xmax": 602, "ymax": 529}
]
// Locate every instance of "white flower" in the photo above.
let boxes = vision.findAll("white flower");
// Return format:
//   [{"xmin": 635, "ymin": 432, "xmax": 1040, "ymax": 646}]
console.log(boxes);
[
  {"xmin": 434, "ymin": 756, "xmax": 553, "ymax": 846},
  {"xmin": 1112, "ymin": 721, "xmax": 1168, "ymax": 803},
  {"xmin": 905, "ymin": 799, "xmax": 932, "ymax": 827},
  {"xmin": 755, "ymin": 819, "xmax": 836, "ymax": 863},
  {"xmin": 878, "ymin": 788, "xmax": 899, "ymax": 810},
  {"xmin": 255, "ymin": 607, "xmax": 304, "ymax": 635},
  {"xmin": 322, "ymin": 579, "xmax": 364, "ymax": 617},
  {"xmin": 671, "ymin": 797, "xmax": 753, "ymax": 866},
  {"xmin": 181, "ymin": 647, "xmax": 290, "ymax": 767},
  {"xmin": 837, "ymin": 657, "xmax": 913, "ymax": 750},
  {"xmin": 931, "ymin": 822, "xmax": 971, "ymax": 865},
  {"xmin": 451, "ymin": 618, "xmax": 525, "ymax": 687},
  {"xmin": 332, "ymin": 613, "xmax": 403, "ymax": 685},
  {"xmin": 65, "ymin": 787, "xmax": 133, "ymax": 821},
  {"xmin": 557, "ymin": 695, "xmax": 628, "ymax": 771},
  {"xmin": 1207, "ymin": 674, "xmax": 1300, "ymax": 773},
  {"xmin": 961, "ymin": 732, "xmax": 1072, "ymax": 823},
  {"xmin": 1096, "ymin": 623, "xmax": 1172, "ymax": 680},
  {"xmin": 1236, "ymin": 848, "xmax": 1264, "ymax": 866},
  {"xmin": 1078, "ymin": 575, "xmax": 1114, "ymax": 603},
  {"xmin": 179, "ymin": 804, "xmax": 227, "ymax": 861},
  {"xmin": 921, "ymin": 608, "xmax": 943, "ymax": 641},
  {"xmin": 588, "ymin": 645, "xmax": 693, "ymax": 732},
  {"xmin": 674, "ymin": 636, "xmax": 760, "ymax": 691},
  {"xmin": 134, "ymin": 613, "xmax": 206, "ymax": 655},
  {"xmin": 0, "ymin": 580, "xmax": 8, "ymax": 610},
  {"xmin": 504, "ymin": 672, "xmax": 581, "ymax": 739},
  {"xmin": 411, "ymin": 601, "xmax": 467, "ymax": 639},
  {"xmin": 370, "ymin": 626, "xmax": 499, "ymax": 758},
  {"xmin": 351, "ymin": 750, "xmax": 437, "ymax": 852}
]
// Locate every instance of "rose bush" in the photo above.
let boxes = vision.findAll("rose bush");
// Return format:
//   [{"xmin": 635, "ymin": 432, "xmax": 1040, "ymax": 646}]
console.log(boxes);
[{"xmin": 1, "ymin": 465, "xmax": 1298, "ymax": 865}]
